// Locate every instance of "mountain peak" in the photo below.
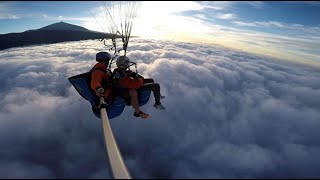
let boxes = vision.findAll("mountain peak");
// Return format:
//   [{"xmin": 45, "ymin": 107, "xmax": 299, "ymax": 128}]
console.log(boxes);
[{"xmin": 38, "ymin": 22, "xmax": 90, "ymax": 32}]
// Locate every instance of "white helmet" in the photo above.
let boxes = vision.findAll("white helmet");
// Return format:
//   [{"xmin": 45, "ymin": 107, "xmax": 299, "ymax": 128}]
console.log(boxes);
[{"xmin": 116, "ymin": 56, "xmax": 130, "ymax": 69}]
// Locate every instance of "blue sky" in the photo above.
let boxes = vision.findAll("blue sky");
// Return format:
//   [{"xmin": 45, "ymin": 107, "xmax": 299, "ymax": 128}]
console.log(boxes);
[{"xmin": 1, "ymin": 1, "xmax": 320, "ymax": 67}]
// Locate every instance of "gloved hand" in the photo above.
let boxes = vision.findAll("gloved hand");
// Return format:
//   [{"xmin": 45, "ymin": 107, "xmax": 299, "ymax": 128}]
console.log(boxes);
[{"xmin": 95, "ymin": 87, "xmax": 104, "ymax": 97}]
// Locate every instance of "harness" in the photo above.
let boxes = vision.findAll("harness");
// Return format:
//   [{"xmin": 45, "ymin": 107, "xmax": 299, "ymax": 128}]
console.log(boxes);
[
  {"xmin": 112, "ymin": 68, "xmax": 126, "ymax": 88},
  {"xmin": 89, "ymin": 67, "xmax": 113, "ymax": 90},
  {"xmin": 88, "ymin": 67, "xmax": 117, "ymax": 108}
]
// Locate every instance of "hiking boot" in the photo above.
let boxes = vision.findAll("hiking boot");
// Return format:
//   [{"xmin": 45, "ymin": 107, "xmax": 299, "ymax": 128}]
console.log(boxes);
[
  {"xmin": 134, "ymin": 111, "xmax": 150, "ymax": 119},
  {"xmin": 153, "ymin": 102, "xmax": 166, "ymax": 110}
]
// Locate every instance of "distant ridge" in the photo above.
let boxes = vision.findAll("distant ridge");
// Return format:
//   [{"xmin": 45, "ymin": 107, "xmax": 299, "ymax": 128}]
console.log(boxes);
[
  {"xmin": 38, "ymin": 21, "xmax": 90, "ymax": 31},
  {"xmin": 0, "ymin": 22, "xmax": 113, "ymax": 51}
]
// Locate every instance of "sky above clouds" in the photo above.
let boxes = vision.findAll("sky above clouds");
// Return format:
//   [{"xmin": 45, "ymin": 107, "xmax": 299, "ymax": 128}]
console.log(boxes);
[
  {"xmin": 0, "ymin": 39, "xmax": 320, "ymax": 178},
  {"xmin": 0, "ymin": 1, "xmax": 320, "ymax": 67}
]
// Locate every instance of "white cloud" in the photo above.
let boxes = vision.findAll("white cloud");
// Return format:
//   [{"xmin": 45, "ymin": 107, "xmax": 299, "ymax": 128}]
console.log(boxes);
[
  {"xmin": 194, "ymin": 14, "xmax": 207, "ymax": 20},
  {"xmin": 199, "ymin": 1, "xmax": 235, "ymax": 10},
  {"xmin": 139, "ymin": 1, "xmax": 203, "ymax": 15},
  {"xmin": 0, "ymin": 2, "xmax": 14, "ymax": 11},
  {"xmin": 245, "ymin": 1, "xmax": 265, "ymax": 9},
  {"xmin": 233, "ymin": 20, "xmax": 287, "ymax": 28},
  {"xmin": 199, "ymin": 1, "xmax": 265, "ymax": 10},
  {"xmin": 233, "ymin": 20, "xmax": 320, "ymax": 36},
  {"xmin": 233, "ymin": 21, "xmax": 257, "ymax": 27},
  {"xmin": 0, "ymin": 39, "xmax": 320, "ymax": 178},
  {"xmin": 0, "ymin": 2, "xmax": 21, "ymax": 19},
  {"xmin": 0, "ymin": 2, "xmax": 89, "ymax": 21},
  {"xmin": 217, "ymin": 13, "xmax": 236, "ymax": 20},
  {"xmin": 194, "ymin": 22, "xmax": 320, "ymax": 66},
  {"xmin": 0, "ymin": 14, "xmax": 20, "ymax": 20},
  {"xmin": 202, "ymin": 5, "xmax": 224, "ymax": 10},
  {"xmin": 0, "ymin": 161, "xmax": 53, "ymax": 178},
  {"xmin": 40, "ymin": 14, "xmax": 92, "ymax": 22}
]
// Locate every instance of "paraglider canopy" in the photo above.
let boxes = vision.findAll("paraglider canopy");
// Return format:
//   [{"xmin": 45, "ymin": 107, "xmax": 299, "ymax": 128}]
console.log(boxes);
[{"xmin": 95, "ymin": 1, "xmax": 142, "ymax": 56}]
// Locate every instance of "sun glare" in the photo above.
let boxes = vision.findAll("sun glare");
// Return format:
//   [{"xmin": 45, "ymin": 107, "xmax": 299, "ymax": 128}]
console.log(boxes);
[{"xmin": 133, "ymin": 1, "xmax": 204, "ymax": 39}]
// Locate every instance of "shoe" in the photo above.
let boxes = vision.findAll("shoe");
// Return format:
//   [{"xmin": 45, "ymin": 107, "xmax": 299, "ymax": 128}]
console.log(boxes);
[
  {"xmin": 153, "ymin": 102, "xmax": 166, "ymax": 110},
  {"xmin": 134, "ymin": 111, "xmax": 150, "ymax": 119},
  {"xmin": 160, "ymin": 94, "xmax": 165, "ymax": 99}
]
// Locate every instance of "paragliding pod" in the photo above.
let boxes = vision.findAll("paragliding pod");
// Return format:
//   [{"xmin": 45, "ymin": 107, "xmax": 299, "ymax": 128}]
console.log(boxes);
[
  {"xmin": 138, "ymin": 88, "xmax": 151, "ymax": 106},
  {"xmin": 91, "ymin": 90, "xmax": 150, "ymax": 119},
  {"xmin": 68, "ymin": 73, "xmax": 97, "ymax": 106},
  {"xmin": 68, "ymin": 73, "xmax": 125, "ymax": 119},
  {"xmin": 92, "ymin": 97, "xmax": 126, "ymax": 119}
]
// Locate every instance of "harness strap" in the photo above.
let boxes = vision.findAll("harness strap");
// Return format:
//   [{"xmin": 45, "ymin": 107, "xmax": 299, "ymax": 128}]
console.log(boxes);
[{"xmin": 90, "ymin": 67, "xmax": 113, "ymax": 87}]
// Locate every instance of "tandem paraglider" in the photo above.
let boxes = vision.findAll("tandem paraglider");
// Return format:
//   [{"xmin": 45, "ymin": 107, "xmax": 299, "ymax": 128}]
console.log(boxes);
[
  {"xmin": 68, "ymin": 51, "xmax": 165, "ymax": 119},
  {"xmin": 67, "ymin": 2, "xmax": 166, "ymax": 179},
  {"xmin": 68, "ymin": 2, "xmax": 165, "ymax": 120}
]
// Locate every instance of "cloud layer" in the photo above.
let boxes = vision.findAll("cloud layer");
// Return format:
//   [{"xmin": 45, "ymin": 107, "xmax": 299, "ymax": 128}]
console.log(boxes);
[{"xmin": 0, "ymin": 39, "xmax": 319, "ymax": 178}]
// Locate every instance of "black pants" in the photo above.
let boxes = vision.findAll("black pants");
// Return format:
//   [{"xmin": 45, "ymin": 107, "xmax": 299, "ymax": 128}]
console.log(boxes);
[{"xmin": 140, "ymin": 78, "xmax": 161, "ymax": 103}]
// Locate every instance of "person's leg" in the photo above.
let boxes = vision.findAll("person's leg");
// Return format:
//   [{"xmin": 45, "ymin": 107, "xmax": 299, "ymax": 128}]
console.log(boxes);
[
  {"xmin": 143, "ymin": 79, "xmax": 165, "ymax": 99},
  {"xmin": 128, "ymin": 89, "xmax": 150, "ymax": 118},
  {"xmin": 139, "ymin": 83, "xmax": 165, "ymax": 110},
  {"xmin": 129, "ymin": 89, "xmax": 141, "ymax": 114},
  {"xmin": 140, "ymin": 83, "xmax": 161, "ymax": 103},
  {"xmin": 143, "ymin": 78, "xmax": 154, "ymax": 84}
]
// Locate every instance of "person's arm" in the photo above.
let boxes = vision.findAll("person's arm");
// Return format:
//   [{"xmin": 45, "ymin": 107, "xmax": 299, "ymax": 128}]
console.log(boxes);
[{"xmin": 90, "ymin": 70, "xmax": 105, "ymax": 91}]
